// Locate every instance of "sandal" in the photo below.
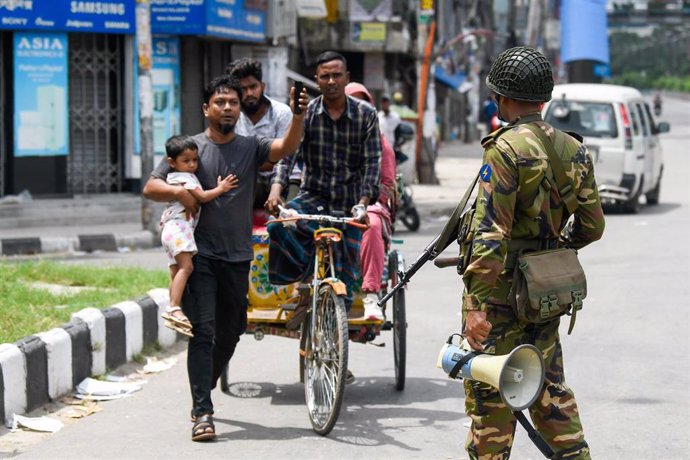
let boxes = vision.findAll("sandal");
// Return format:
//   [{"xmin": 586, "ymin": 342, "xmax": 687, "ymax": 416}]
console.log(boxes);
[
  {"xmin": 163, "ymin": 320, "xmax": 193, "ymax": 338},
  {"xmin": 162, "ymin": 306, "xmax": 191, "ymax": 328},
  {"xmin": 191, "ymin": 414, "xmax": 216, "ymax": 442},
  {"xmin": 162, "ymin": 307, "xmax": 193, "ymax": 337}
]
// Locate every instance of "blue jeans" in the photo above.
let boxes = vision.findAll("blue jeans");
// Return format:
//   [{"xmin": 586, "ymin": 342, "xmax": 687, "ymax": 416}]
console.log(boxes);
[{"xmin": 182, "ymin": 255, "xmax": 250, "ymax": 417}]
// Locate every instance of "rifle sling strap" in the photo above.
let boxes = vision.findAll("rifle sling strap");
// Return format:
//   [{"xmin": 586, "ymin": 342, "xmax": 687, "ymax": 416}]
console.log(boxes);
[
  {"xmin": 524, "ymin": 124, "xmax": 579, "ymax": 215},
  {"xmin": 432, "ymin": 172, "xmax": 480, "ymax": 254}
]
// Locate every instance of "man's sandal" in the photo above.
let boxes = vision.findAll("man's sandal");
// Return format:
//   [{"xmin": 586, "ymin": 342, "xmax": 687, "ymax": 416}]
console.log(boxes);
[{"xmin": 191, "ymin": 414, "xmax": 216, "ymax": 442}]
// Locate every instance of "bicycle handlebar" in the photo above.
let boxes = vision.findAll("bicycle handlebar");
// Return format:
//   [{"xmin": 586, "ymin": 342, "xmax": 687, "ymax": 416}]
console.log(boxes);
[{"xmin": 272, "ymin": 205, "xmax": 369, "ymax": 230}]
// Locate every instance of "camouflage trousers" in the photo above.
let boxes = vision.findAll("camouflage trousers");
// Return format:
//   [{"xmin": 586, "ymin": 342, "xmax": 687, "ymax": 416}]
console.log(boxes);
[{"xmin": 462, "ymin": 303, "xmax": 590, "ymax": 460}]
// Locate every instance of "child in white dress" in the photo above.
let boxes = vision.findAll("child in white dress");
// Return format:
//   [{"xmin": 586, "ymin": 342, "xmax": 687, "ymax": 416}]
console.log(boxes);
[{"xmin": 159, "ymin": 135, "xmax": 238, "ymax": 336}]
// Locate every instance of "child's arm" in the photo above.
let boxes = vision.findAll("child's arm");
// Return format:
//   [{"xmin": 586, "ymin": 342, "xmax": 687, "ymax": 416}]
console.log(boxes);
[{"xmin": 188, "ymin": 174, "xmax": 238, "ymax": 203}]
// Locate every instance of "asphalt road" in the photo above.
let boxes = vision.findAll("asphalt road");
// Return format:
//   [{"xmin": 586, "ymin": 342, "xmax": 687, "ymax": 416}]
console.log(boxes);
[{"xmin": 2, "ymin": 95, "xmax": 689, "ymax": 460}]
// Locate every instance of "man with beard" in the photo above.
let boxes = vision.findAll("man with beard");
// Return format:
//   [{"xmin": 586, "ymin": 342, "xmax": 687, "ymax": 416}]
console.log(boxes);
[
  {"xmin": 143, "ymin": 74, "xmax": 307, "ymax": 442},
  {"xmin": 225, "ymin": 58, "xmax": 296, "ymax": 207},
  {"xmin": 265, "ymin": 51, "xmax": 381, "ymax": 325}
]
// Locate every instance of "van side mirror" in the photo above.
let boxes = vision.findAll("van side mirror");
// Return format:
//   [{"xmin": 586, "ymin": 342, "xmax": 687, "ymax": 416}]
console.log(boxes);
[{"xmin": 655, "ymin": 122, "xmax": 670, "ymax": 134}]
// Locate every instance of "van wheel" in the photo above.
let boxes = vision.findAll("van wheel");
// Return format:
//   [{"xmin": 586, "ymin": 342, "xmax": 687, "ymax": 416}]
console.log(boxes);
[
  {"xmin": 645, "ymin": 180, "xmax": 661, "ymax": 205},
  {"xmin": 622, "ymin": 191, "xmax": 641, "ymax": 214}
]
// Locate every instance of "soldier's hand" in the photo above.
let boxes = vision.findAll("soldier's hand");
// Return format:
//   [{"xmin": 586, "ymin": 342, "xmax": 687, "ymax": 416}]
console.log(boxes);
[{"xmin": 463, "ymin": 310, "xmax": 492, "ymax": 351}]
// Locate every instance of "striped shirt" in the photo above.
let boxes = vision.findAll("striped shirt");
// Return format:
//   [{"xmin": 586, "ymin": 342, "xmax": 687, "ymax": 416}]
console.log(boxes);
[{"xmin": 273, "ymin": 95, "xmax": 381, "ymax": 212}]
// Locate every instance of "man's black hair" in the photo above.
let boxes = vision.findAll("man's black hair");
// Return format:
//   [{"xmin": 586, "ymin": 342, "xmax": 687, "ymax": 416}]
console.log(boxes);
[
  {"xmin": 315, "ymin": 51, "xmax": 347, "ymax": 70},
  {"xmin": 225, "ymin": 57, "xmax": 262, "ymax": 81},
  {"xmin": 203, "ymin": 74, "xmax": 242, "ymax": 104},
  {"xmin": 165, "ymin": 134, "xmax": 198, "ymax": 159}
]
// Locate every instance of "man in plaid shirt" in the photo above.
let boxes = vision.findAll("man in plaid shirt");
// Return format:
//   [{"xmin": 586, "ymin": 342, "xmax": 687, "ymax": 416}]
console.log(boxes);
[{"xmin": 265, "ymin": 51, "xmax": 381, "ymax": 321}]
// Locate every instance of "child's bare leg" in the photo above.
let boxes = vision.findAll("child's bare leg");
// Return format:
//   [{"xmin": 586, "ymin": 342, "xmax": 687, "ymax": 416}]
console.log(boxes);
[
  {"xmin": 168, "ymin": 252, "xmax": 193, "ymax": 322},
  {"xmin": 168, "ymin": 264, "xmax": 179, "ymax": 303}
]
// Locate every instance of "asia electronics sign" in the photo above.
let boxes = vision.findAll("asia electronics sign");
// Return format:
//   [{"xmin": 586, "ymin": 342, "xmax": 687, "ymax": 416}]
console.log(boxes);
[
  {"xmin": 150, "ymin": 0, "xmax": 265, "ymax": 42},
  {"xmin": 13, "ymin": 32, "xmax": 69, "ymax": 157},
  {"xmin": 0, "ymin": 0, "xmax": 135, "ymax": 34}
]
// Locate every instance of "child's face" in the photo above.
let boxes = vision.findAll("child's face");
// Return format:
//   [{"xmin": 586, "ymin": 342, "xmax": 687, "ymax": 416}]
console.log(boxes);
[{"xmin": 168, "ymin": 148, "xmax": 198, "ymax": 173}]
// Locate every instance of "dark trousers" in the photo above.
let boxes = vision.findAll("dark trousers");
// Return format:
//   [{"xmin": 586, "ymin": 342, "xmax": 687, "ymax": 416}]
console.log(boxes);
[{"xmin": 182, "ymin": 255, "xmax": 250, "ymax": 417}]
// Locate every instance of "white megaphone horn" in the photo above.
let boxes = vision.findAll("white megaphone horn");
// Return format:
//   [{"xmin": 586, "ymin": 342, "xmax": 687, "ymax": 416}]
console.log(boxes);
[{"xmin": 437, "ymin": 334, "xmax": 545, "ymax": 411}]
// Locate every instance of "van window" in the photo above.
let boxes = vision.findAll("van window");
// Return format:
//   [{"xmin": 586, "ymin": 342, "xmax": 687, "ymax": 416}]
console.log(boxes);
[
  {"xmin": 544, "ymin": 101, "xmax": 618, "ymax": 138},
  {"xmin": 643, "ymin": 103, "xmax": 657, "ymax": 134},
  {"xmin": 635, "ymin": 103, "xmax": 649, "ymax": 136},
  {"xmin": 628, "ymin": 103, "xmax": 640, "ymax": 136}
]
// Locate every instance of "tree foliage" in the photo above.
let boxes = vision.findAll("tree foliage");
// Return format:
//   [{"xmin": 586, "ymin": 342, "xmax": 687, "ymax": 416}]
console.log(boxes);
[{"xmin": 609, "ymin": 26, "xmax": 690, "ymax": 91}]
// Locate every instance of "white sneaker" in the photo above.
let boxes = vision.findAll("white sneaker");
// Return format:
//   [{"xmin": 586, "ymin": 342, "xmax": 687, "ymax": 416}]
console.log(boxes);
[{"xmin": 362, "ymin": 293, "xmax": 384, "ymax": 321}]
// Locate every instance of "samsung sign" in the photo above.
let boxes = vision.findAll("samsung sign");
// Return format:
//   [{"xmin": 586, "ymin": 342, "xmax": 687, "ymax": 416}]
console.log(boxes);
[{"xmin": 0, "ymin": 0, "xmax": 135, "ymax": 34}]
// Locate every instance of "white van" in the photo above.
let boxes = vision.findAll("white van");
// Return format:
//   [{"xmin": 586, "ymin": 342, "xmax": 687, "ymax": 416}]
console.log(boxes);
[{"xmin": 543, "ymin": 84, "xmax": 670, "ymax": 213}]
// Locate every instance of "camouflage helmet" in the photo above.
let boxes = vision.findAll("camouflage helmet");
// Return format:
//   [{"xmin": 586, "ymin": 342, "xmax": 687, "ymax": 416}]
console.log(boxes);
[{"xmin": 486, "ymin": 46, "xmax": 553, "ymax": 102}]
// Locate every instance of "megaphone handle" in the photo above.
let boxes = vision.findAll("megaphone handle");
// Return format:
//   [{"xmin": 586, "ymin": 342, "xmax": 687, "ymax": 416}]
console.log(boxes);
[{"xmin": 513, "ymin": 411, "xmax": 555, "ymax": 459}]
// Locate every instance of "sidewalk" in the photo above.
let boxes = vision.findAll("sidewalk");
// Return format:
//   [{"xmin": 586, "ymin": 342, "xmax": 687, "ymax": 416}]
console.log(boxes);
[
  {"xmin": 410, "ymin": 139, "xmax": 483, "ymax": 219},
  {"xmin": 0, "ymin": 140, "xmax": 484, "ymax": 257},
  {"xmin": 0, "ymin": 194, "xmax": 158, "ymax": 256}
]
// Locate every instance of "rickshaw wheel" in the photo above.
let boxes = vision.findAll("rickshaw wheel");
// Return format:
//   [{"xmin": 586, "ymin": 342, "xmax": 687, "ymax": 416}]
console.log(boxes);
[
  {"xmin": 389, "ymin": 250, "xmax": 407, "ymax": 391},
  {"xmin": 303, "ymin": 284, "xmax": 348, "ymax": 436}
]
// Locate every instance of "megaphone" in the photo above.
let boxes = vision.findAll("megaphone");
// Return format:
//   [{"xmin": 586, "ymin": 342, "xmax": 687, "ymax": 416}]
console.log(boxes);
[{"xmin": 437, "ymin": 335, "xmax": 545, "ymax": 411}]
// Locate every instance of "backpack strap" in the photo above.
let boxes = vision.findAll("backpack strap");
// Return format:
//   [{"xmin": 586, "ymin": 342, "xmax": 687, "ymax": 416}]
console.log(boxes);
[{"xmin": 524, "ymin": 124, "xmax": 579, "ymax": 215}]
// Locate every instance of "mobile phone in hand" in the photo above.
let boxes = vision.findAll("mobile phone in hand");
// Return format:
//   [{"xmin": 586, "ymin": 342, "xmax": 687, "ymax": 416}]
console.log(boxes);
[{"xmin": 293, "ymin": 82, "xmax": 303, "ymax": 115}]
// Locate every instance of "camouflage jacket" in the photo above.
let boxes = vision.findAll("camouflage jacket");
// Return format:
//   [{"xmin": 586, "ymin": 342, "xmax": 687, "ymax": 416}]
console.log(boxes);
[{"xmin": 462, "ymin": 112, "xmax": 605, "ymax": 311}]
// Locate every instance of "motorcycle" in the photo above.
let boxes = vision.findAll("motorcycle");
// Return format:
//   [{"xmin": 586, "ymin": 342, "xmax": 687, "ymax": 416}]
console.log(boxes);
[
  {"xmin": 653, "ymin": 94, "xmax": 662, "ymax": 116},
  {"xmin": 393, "ymin": 122, "xmax": 420, "ymax": 232}
]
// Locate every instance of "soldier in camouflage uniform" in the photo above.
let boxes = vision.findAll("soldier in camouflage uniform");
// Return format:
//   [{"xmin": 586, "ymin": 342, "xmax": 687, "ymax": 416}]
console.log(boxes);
[{"xmin": 461, "ymin": 47, "xmax": 605, "ymax": 459}]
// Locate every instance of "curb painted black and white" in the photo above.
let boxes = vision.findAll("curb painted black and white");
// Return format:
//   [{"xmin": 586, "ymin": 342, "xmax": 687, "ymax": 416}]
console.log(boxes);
[
  {"xmin": 0, "ymin": 231, "xmax": 156, "ymax": 256},
  {"xmin": 0, "ymin": 288, "xmax": 175, "ymax": 427}
]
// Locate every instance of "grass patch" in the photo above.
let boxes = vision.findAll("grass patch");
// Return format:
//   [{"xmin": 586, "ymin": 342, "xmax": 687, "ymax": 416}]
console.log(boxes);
[{"xmin": 0, "ymin": 260, "xmax": 168, "ymax": 344}]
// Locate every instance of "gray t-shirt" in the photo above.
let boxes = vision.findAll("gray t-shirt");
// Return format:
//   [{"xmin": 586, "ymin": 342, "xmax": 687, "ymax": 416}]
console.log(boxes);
[{"xmin": 152, "ymin": 132, "xmax": 271, "ymax": 262}]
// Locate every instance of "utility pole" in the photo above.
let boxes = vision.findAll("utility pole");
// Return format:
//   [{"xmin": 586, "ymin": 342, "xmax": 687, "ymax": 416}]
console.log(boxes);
[
  {"xmin": 525, "ymin": 0, "xmax": 545, "ymax": 48},
  {"xmin": 416, "ymin": 0, "xmax": 438, "ymax": 184},
  {"xmin": 135, "ymin": 0, "xmax": 156, "ymax": 233}
]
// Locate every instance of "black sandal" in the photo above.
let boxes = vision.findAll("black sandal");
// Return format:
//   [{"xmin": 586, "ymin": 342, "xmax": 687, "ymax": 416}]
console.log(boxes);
[{"xmin": 191, "ymin": 414, "xmax": 216, "ymax": 442}]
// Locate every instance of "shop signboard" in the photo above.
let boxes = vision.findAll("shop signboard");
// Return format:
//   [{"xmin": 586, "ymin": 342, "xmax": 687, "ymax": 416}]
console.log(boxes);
[
  {"xmin": 152, "ymin": 36, "xmax": 181, "ymax": 155},
  {"xmin": 0, "ymin": 0, "xmax": 135, "ymax": 34},
  {"xmin": 150, "ymin": 0, "xmax": 266, "ymax": 42},
  {"xmin": 13, "ymin": 32, "xmax": 69, "ymax": 157},
  {"xmin": 134, "ymin": 35, "xmax": 181, "ymax": 156}
]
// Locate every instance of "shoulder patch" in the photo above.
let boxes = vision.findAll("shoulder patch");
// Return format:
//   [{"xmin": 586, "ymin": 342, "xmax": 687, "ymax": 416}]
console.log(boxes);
[{"xmin": 479, "ymin": 163, "xmax": 493, "ymax": 182}]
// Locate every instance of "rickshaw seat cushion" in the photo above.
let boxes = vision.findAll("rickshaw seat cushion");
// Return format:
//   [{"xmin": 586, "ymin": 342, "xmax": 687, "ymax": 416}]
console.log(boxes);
[{"xmin": 253, "ymin": 209, "xmax": 270, "ymax": 228}]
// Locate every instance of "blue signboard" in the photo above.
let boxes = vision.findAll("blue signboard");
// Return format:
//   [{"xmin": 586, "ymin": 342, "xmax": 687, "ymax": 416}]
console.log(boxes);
[
  {"xmin": 0, "ymin": 0, "xmax": 135, "ymax": 34},
  {"xmin": 152, "ymin": 36, "xmax": 181, "ymax": 155},
  {"xmin": 561, "ymin": 0, "xmax": 609, "ymax": 64},
  {"xmin": 13, "ymin": 32, "xmax": 70, "ymax": 157},
  {"xmin": 150, "ymin": 0, "xmax": 205, "ymax": 35},
  {"xmin": 134, "ymin": 36, "xmax": 181, "ymax": 156},
  {"xmin": 150, "ymin": 0, "xmax": 265, "ymax": 42}
]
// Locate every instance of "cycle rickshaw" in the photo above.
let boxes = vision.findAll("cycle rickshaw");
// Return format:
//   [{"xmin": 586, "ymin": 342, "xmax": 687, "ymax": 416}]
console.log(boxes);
[{"xmin": 220, "ymin": 209, "xmax": 407, "ymax": 435}]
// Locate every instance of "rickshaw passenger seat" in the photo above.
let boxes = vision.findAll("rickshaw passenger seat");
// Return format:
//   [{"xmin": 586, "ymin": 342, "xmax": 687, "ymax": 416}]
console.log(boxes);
[{"xmin": 253, "ymin": 209, "xmax": 270, "ymax": 230}]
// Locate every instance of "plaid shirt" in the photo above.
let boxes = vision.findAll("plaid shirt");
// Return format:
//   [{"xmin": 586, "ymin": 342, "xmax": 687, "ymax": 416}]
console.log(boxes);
[{"xmin": 273, "ymin": 95, "xmax": 381, "ymax": 212}]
